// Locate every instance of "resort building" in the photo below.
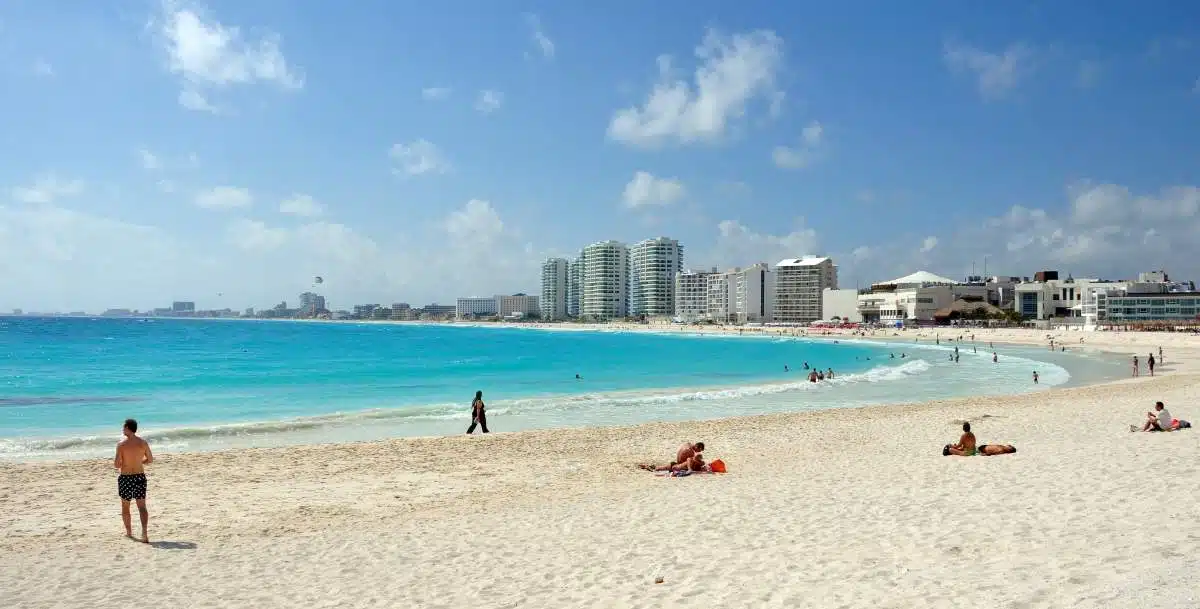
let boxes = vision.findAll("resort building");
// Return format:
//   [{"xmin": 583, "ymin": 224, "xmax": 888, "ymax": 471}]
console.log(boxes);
[
  {"xmin": 856, "ymin": 271, "xmax": 986, "ymax": 324},
  {"xmin": 456, "ymin": 297, "xmax": 497, "ymax": 319},
  {"xmin": 497, "ymin": 294, "xmax": 539, "ymax": 319},
  {"xmin": 567, "ymin": 258, "xmax": 581, "ymax": 317},
  {"xmin": 773, "ymin": 256, "xmax": 838, "ymax": 324},
  {"xmin": 390, "ymin": 303, "xmax": 414, "ymax": 320},
  {"xmin": 732, "ymin": 263, "xmax": 775, "ymax": 324},
  {"xmin": 629, "ymin": 237, "xmax": 684, "ymax": 318},
  {"xmin": 579, "ymin": 240, "xmax": 630, "ymax": 320},
  {"xmin": 674, "ymin": 269, "xmax": 715, "ymax": 322},
  {"xmin": 540, "ymin": 258, "xmax": 570, "ymax": 320},
  {"xmin": 1013, "ymin": 271, "xmax": 1128, "ymax": 321},
  {"xmin": 821, "ymin": 288, "xmax": 862, "ymax": 323},
  {"xmin": 707, "ymin": 271, "xmax": 736, "ymax": 323},
  {"xmin": 298, "ymin": 292, "xmax": 326, "ymax": 316}
]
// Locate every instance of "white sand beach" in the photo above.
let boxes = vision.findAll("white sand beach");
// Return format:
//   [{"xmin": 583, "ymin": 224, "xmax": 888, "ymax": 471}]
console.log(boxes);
[{"xmin": 2, "ymin": 328, "xmax": 1198, "ymax": 608}]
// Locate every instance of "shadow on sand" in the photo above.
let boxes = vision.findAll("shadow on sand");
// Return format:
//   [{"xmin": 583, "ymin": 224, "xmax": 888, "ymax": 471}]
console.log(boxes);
[{"xmin": 150, "ymin": 540, "xmax": 197, "ymax": 550}]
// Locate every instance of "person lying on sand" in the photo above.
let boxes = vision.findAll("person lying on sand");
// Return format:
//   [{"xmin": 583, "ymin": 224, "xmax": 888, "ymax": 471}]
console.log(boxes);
[
  {"xmin": 944, "ymin": 422, "xmax": 977, "ymax": 456},
  {"xmin": 638, "ymin": 454, "xmax": 708, "ymax": 473},
  {"xmin": 976, "ymin": 444, "xmax": 1017, "ymax": 456}
]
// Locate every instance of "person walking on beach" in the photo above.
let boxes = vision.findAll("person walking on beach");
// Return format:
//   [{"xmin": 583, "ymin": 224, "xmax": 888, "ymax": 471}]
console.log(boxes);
[
  {"xmin": 466, "ymin": 390, "xmax": 489, "ymax": 434},
  {"xmin": 114, "ymin": 418, "xmax": 153, "ymax": 543},
  {"xmin": 1132, "ymin": 355, "xmax": 1139, "ymax": 377},
  {"xmin": 1147, "ymin": 353, "xmax": 1156, "ymax": 376}
]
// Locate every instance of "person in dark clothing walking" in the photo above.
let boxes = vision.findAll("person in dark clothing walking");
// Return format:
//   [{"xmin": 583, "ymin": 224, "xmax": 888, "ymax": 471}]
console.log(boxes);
[{"xmin": 466, "ymin": 390, "xmax": 489, "ymax": 434}]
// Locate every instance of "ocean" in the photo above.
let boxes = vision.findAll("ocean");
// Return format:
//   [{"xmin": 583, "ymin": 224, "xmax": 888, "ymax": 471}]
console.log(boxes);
[{"xmin": 0, "ymin": 317, "xmax": 1122, "ymax": 460}]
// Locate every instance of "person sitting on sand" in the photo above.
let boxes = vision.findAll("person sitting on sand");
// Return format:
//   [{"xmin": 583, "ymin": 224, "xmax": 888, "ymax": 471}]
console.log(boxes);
[
  {"xmin": 944, "ymin": 422, "xmax": 977, "ymax": 456},
  {"xmin": 1136, "ymin": 401, "xmax": 1176, "ymax": 432},
  {"xmin": 976, "ymin": 444, "xmax": 1017, "ymax": 456},
  {"xmin": 676, "ymin": 441, "xmax": 704, "ymax": 464}
]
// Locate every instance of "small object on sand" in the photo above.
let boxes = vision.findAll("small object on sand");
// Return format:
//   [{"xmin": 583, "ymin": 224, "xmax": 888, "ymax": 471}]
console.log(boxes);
[{"xmin": 654, "ymin": 577, "xmax": 664, "ymax": 584}]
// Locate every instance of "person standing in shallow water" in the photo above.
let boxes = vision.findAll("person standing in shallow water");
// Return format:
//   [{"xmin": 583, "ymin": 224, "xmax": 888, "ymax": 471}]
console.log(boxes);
[{"xmin": 466, "ymin": 390, "xmax": 489, "ymax": 434}]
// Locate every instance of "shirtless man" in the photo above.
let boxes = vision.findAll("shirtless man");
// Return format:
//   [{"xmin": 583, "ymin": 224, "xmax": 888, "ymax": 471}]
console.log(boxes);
[
  {"xmin": 676, "ymin": 441, "xmax": 704, "ymax": 465},
  {"xmin": 976, "ymin": 444, "xmax": 1017, "ymax": 456},
  {"xmin": 945, "ymin": 422, "xmax": 977, "ymax": 456},
  {"xmin": 114, "ymin": 418, "xmax": 153, "ymax": 543}
]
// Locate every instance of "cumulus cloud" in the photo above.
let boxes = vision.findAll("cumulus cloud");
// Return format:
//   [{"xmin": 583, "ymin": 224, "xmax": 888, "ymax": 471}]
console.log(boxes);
[
  {"xmin": 421, "ymin": 87, "xmax": 451, "ymax": 100},
  {"xmin": 10, "ymin": 174, "xmax": 84, "ymax": 204},
  {"xmin": 943, "ymin": 41, "xmax": 1032, "ymax": 100},
  {"xmin": 278, "ymin": 194, "xmax": 325, "ymax": 218},
  {"xmin": 772, "ymin": 120, "xmax": 824, "ymax": 169},
  {"xmin": 525, "ymin": 14, "xmax": 554, "ymax": 60},
  {"xmin": 195, "ymin": 186, "xmax": 253, "ymax": 209},
  {"xmin": 153, "ymin": 0, "xmax": 303, "ymax": 113},
  {"xmin": 622, "ymin": 172, "xmax": 686, "ymax": 208},
  {"xmin": 608, "ymin": 29, "xmax": 784, "ymax": 147},
  {"xmin": 475, "ymin": 90, "xmax": 504, "ymax": 114},
  {"xmin": 389, "ymin": 140, "xmax": 450, "ymax": 176}
]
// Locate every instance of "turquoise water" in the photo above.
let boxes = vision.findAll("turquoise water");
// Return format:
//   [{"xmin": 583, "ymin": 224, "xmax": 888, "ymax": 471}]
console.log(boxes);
[{"xmin": 0, "ymin": 317, "xmax": 1115, "ymax": 460}]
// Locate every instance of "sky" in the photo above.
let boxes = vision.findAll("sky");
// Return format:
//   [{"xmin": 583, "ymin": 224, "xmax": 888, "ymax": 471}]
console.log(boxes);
[{"xmin": 1, "ymin": 0, "xmax": 1197, "ymax": 312}]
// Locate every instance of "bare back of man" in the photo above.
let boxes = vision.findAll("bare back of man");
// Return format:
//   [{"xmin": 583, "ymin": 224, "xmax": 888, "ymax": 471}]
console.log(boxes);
[
  {"xmin": 114, "ymin": 419, "xmax": 153, "ymax": 543},
  {"xmin": 676, "ymin": 441, "xmax": 704, "ymax": 465}
]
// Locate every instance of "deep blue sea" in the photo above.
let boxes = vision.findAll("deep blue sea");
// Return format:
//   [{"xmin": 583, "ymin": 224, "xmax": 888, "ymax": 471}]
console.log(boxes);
[{"xmin": 0, "ymin": 317, "xmax": 1122, "ymax": 460}]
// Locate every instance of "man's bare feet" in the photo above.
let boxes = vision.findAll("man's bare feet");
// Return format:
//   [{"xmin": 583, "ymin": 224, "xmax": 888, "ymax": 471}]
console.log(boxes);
[{"xmin": 140, "ymin": 535, "xmax": 150, "ymax": 544}]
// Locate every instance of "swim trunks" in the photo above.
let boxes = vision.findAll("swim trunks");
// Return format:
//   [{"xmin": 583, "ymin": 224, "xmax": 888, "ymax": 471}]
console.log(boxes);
[{"xmin": 117, "ymin": 473, "xmax": 147, "ymax": 501}]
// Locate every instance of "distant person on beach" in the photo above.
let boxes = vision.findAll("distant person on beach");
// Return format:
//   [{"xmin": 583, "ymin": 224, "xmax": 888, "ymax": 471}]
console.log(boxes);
[
  {"xmin": 992, "ymin": 352, "xmax": 998, "ymax": 363},
  {"xmin": 114, "ymin": 418, "xmax": 153, "ymax": 543},
  {"xmin": 1158, "ymin": 346, "xmax": 1163, "ymax": 363},
  {"xmin": 466, "ymin": 390, "xmax": 489, "ymax": 434},
  {"xmin": 1136, "ymin": 401, "xmax": 1175, "ymax": 432},
  {"xmin": 977, "ymin": 444, "xmax": 1018, "ymax": 456},
  {"xmin": 676, "ymin": 442, "xmax": 704, "ymax": 465},
  {"xmin": 1033, "ymin": 371, "xmax": 1039, "ymax": 384},
  {"xmin": 1148, "ymin": 353, "xmax": 1156, "ymax": 376},
  {"xmin": 944, "ymin": 422, "xmax": 977, "ymax": 456},
  {"xmin": 1132, "ymin": 355, "xmax": 1139, "ymax": 377}
]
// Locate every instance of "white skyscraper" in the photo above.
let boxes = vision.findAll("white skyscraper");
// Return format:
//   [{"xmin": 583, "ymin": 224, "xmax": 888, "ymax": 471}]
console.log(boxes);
[
  {"xmin": 541, "ymin": 258, "xmax": 570, "ymax": 320},
  {"xmin": 579, "ymin": 240, "xmax": 629, "ymax": 320},
  {"xmin": 774, "ymin": 256, "xmax": 838, "ymax": 323},
  {"xmin": 732, "ymin": 263, "xmax": 775, "ymax": 324},
  {"xmin": 629, "ymin": 237, "xmax": 684, "ymax": 317},
  {"xmin": 675, "ymin": 269, "xmax": 715, "ymax": 322},
  {"xmin": 567, "ymin": 258, "xmax": 581, "ymax": 317}
]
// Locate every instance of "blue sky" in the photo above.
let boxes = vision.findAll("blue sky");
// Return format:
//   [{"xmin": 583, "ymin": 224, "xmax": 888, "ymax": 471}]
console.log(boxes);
[{"xmin": 1, "ymin": 1, "xmax": 1197, "ymax": 311}]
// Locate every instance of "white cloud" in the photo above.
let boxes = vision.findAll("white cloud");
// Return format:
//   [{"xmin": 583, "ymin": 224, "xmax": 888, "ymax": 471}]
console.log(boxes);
[
  {"xmin": 154, "ymin": 0, "xmax": 303, "ymax": 112},
  {"xmin": 525, "ymin": 14, "xmax": 555, "ymax": 60},
  {"xmin": 195, "ymin": 186, "xmax": 253, "ymax": 209},
  {"xmin": 33, "ymin": 59, "xmax": 54, "ymax": 77},
  {"xmin": 772, "ymin": 120, "xmax": 824, "ymax": 169},
  {"xmin": 943, "ymin": 41, "xmax": 1032, "ymax": 99},
  {"xmin": 389, "ymin": 139, "xmax": 449, "ymax": 176},
  {"xmin": 421, "ymin": 87, "xmax": 451, "ymax": 100},
  {"xmin": 622, "ymin": 171, "xmax": 686, "ymax": 208},
  {"xmin": 278, "ymin": 194, "xmax": 324, "ymax": 218},
  {"xmin": 706, "ymin": 219, "xmax": 820, "ymax": 269},
  {"xmin": 920, "ymin": 236, "xmax": 939, "ymax": 253},
  {"xmin": 608, "ymin": 28, "xmax": 784, "ymax": 147},
  {"xmin": 138, "ymin": 148, "xmax": 162, "ymax": 170},
  {"xmin": 445, "ymin": 199, "xmax": 504, "ymax": 243},
  {"xmin": 10, "ymin": 174, "xmax": 84, "ymax": 204},
  {"xmin": 475, "ymin": 90, "xmax": 504, "ymax": 114},
  {"xmin": 227, "ymin": 218, "xmax": 289, "ymax": 251}
]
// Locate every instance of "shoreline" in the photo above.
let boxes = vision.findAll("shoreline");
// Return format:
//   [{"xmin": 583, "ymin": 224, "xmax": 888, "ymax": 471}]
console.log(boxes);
[
  {"xmin": 1, "ymin": 328, "xmax": 1102, "ymax": 463},
  {"xmin": 2, "ymin": 327, "xmax": 1197, "ymax": 607}
]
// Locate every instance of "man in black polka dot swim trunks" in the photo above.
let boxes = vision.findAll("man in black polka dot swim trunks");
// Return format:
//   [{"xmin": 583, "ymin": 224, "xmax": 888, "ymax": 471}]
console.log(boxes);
[{"xmin": 114, "ymin": 418, "xmax": 153, "ymax": 543}]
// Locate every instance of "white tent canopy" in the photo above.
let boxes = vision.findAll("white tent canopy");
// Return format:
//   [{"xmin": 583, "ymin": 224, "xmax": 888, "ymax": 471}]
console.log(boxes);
[{"xmin": 877, "ymin": 271, "xmax": 960, "ymax": 286}]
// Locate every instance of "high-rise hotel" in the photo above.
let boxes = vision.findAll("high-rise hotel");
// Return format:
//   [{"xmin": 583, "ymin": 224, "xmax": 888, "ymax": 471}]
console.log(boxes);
[
  {"xmin": 629, "ymin": 237, "xmax": 683, "ymax": 317},
  {"xmin": 774, "ymin": 256, "xmax": 838, "ymax": 323},
  {"xmin": 578, "ymin": 240, "xmax": 630, "ymax": 320},
  {"xmin": 540, "ymin": 258, "xmax": 570, "ymax": 320}
]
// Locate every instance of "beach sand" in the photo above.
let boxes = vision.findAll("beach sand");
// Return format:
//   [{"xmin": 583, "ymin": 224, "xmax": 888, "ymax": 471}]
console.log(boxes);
[{"xmin": 2, "ymin": 328, "xmax": 1198, "ymax": 608}]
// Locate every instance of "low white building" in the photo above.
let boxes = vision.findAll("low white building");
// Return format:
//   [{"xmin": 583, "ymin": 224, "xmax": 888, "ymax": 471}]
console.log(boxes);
[
  {"xmin": 822, "ymin": 288, "xmax": 861, "ymax": 323},
  {"xmin": 857, "ymin": 271, "xmax": 986, "ymax": 324},
  {"xmin": 1014, "ymin": 271, "xmax": 1127, "ymax": 320},
  {"xmin": 497, "ymin": 294, "xmax": 540, "ymax": 318},
  {"xmin": 674, "ymin": 269, "xmax": 714, "ymax": 322},
  {"xmin": 456, "ymin": 297, "xmax": 498, "ymax": 319}
]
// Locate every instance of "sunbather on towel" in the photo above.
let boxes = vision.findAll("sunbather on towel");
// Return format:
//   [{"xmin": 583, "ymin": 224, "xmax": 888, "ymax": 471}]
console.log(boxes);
[
  {"xmin": 977, "ymin": 444, "xmax": 1017, "ymax": 456},
  {"xmin": 638, "ymin": 454, "xmax": 708, "ymax": 473}
]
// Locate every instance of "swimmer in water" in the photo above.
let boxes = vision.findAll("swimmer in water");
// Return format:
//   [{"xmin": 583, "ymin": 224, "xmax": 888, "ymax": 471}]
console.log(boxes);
[{"xmin": 575, "ymin": 373, "xmax": 582, "ymax": 380}]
